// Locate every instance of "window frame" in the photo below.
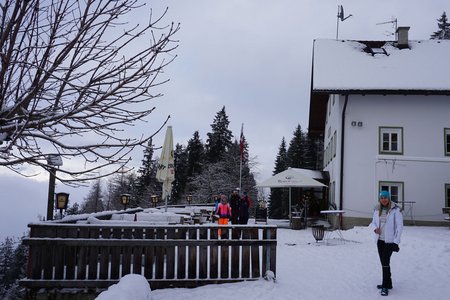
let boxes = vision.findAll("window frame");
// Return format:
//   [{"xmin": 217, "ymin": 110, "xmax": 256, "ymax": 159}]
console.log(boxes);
[
  {"xmin": 444, "ymin": 128, "xmax": 450, "ymax": 156},
  {"xmin": 379, "ymin": 181, "xmax": 404, "ymax": 204},
  {"xmin": 379, "ymin": 127, "xmax": 403, "ymax": 155},
  {"xmin": 445, "ymin": 184, "xmax": 450, "ymax": 207}
]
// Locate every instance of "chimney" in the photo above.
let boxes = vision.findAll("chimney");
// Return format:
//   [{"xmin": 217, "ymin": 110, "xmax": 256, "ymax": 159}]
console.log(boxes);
[{"xmin": 396, "ymin": 26, "xmax": 410, "ymax": 49}]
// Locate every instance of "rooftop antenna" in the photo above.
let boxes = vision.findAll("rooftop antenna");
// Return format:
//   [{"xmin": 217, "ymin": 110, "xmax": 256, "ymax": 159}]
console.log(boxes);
[
  {"xmin": 336, "ymin": 5, "xmax": 352, "ymax": 40},
  {"xmin": 376, "ymin": 17, "xmax": 397, "ymax": 39}
]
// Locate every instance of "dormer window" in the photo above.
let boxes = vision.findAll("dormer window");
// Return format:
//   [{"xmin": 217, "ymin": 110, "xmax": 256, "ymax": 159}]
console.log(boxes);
[{"xmin": 364, "ymin": 46, "xmax": 388, "ymax": 56}]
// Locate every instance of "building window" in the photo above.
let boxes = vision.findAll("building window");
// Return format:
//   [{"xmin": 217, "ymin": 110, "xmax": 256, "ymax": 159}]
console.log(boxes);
[
  {"xmin": 379, "ymin": 181, "xmax": 403, "ymax": 204},
  {"xmin": 445, "ymin": 128, "xmax": 450, "ymax": 156},
  {"xmin": 446, "ymin": 184, "xmax": 450, "ymax": 207},
  {"xmin": 379, "ymin": 127, "xmax": 403, "ymax": 154}
]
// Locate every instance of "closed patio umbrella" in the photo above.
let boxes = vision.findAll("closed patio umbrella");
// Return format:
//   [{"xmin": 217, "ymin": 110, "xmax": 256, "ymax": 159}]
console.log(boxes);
[{"xmin": 156, "ymin": 126, "xmax": 175, "ymax": 212}]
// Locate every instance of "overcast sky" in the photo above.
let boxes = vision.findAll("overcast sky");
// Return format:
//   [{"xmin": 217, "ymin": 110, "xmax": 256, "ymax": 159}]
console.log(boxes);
[{"xmin": 0, "ymin": 0, "xmax": 448, "ymax": 240}]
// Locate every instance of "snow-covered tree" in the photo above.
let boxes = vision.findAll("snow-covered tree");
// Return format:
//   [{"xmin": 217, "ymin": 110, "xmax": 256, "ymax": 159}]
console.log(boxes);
[
  {"xmin": 186, "ymin": 131, "xmax": 205, "ymax": 177},
  {"xmin": 287, "ymin": 124, "xmax": 305, "ymax": 168},
  {"xmin": 430, "ymin": 11, "xmax": 450, "ymax": 39},
  {"xmin": 269, "ymin": 138, "xmax": 289, "ymax": 219},
  {"xmin": 206, "ymin": 106, "xmax": 234, "ymax": 163},
  {"xmin": 0, "ymin": 0, "xmax": 179, "ymax": 182},
  {"xmin": 173, "ymin": 143, "xmax": 188, "ymax": 203},
  {"xmin": 80, "ymin": 179, "xmax": 104, "ymax": 213}
]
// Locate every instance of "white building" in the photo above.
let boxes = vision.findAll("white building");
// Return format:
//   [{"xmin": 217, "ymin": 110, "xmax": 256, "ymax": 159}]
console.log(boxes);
[{"xmin": 309, "ymin": 28, "xmax": 450, "ymax": 226}]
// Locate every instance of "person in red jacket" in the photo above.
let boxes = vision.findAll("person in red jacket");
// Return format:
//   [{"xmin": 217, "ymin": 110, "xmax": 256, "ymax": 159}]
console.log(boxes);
[{"xmin": 216, "ymin": 195, "xmax": 232, "ymax": 236}]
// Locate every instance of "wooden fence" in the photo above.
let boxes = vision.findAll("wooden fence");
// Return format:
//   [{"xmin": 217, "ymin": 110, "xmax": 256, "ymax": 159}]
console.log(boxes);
[{"xmin": 20, "ymin": 223, "xmax": 277, "ymax": 292}]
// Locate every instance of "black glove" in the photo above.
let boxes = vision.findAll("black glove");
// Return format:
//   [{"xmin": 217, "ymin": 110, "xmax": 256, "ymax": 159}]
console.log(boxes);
[{"xmin": 392, "ymin": 243, "xmax": 400, "ymax": 252}]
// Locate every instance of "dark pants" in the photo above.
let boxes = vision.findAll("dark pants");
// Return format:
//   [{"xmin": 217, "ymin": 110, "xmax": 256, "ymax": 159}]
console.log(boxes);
[
  {"xmin": 377, "ymin": 240, "xmax": 394, "ymax": 288},
  {"xmin": 231, "ymin": 208, "xmax": 239, "ymax": 224}
]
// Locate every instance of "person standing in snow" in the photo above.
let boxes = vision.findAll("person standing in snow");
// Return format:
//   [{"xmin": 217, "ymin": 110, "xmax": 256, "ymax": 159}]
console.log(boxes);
[
  {"xmin": 216, "ymin": 194, "xmax": 232, "ymax": 236},
  {"xmin": 369, "ymin": 190, "xmax": 403, "ymax": 296},
  {"xmin": 238, "ymin": 191, "xmax": 251, "ymax": 225},
  {"xmin": 229, "ymin": 189, "xmax": 241, "ymax": 224}
]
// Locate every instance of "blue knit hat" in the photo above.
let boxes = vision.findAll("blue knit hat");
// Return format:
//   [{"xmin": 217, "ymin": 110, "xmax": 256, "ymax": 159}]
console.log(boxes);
[{"xmin": 379, "ymin": 190, "xmax": 391, "ymax": 199}]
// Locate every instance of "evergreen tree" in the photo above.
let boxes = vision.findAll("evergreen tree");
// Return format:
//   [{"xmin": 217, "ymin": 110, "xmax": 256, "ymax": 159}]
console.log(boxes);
[
  {"xmin": 431, "ymin": 12, "xmax": 450, "ymax": 39},
  {"xmin": 136, "ymin": 138, "xmax": 159, "ymax": 204},
  {"xmin": 269, "ymin": 138, "xmax": 290, "ymax": 219},
  {"xmin": 0, "ymin": 236, "xmax": 28, "ymax": 300},
  {"xmin": 173, "ymin": 143, "xmax": 189, "ymax": 203},
  {"xmin": 66, "ymin": 202, "xmax": 80, "ymax": 215},
  {"xmin": 80, "ymin": 179, "xmax": 105, "ymax": 213},
  {"xmin": 304, "ymin": 132, "xmax": 322, "ymax": 170},
  {"xmin": 205, "ymin": 106, "xmax": 233, "ymax": 163},
  {"xmin": 186, "ymin": 131, "xmax": 205, "ymax": 177},
  {"xmin": 287, "ymin": 124, "xmax": 305, "ymax": 168},
  {"xmin": 0, "ymin": 237, "xmax": 14, "ymax": 286}
]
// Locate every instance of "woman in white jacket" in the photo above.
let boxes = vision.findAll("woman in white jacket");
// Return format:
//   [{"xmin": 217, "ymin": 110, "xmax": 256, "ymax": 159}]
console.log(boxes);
[{"xmin": 369, "ymin": 190, "xmax": 403, "ymax": 296}]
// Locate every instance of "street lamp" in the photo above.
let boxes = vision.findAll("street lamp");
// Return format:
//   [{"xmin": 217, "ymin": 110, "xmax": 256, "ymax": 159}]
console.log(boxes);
[
  {"xmin": 186, "ymin": 194, "xmax": 192, "ymax": 206},
  {"xmin": 55, "ymin": 192, "xmax": 69, "ymax": 219},
  {"xmin": 151, "ymin": 195, "xmax": 159, "ymax": 208},
  {"xmin": 120, "ymin": 194, "xmax": 131, "ymax": 210}
]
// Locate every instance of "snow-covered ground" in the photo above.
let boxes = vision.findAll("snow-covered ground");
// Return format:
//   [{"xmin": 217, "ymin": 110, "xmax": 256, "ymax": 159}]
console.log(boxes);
[{"xmin": 97, "ymin": 220, "xmax": 450, "ymax": 300}]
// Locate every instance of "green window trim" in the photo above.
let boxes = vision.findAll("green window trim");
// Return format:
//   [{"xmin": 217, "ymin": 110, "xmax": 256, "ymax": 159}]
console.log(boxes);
[
  {"xmin": 444, "ymin": 128, "xmax": 450, "ymax": 156},
  {"xmin": 379, "ymin": 127, "xmax": 404, "ymax": 155}
]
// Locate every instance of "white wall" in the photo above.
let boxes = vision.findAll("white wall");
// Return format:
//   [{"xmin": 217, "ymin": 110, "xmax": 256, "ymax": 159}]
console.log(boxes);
[{"xmin": 326, "ymin": 94, "xmax": 450, "ymax": 222}]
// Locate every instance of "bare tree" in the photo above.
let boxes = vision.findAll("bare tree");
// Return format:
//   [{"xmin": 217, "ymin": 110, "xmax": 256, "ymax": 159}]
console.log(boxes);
[{"xmin": 0, "ymin": 0, "xmax": 179, "ymax": 182}]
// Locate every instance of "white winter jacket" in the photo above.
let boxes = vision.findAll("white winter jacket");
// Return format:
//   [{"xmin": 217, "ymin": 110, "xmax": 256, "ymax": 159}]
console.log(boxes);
[{"xmin": 369, "ymin": 202, "xmax": 403, "ymax": 245}]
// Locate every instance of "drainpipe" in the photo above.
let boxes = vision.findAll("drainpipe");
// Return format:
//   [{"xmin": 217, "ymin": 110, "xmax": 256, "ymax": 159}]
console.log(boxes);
[{"xmin": 339, "ymin": 95, "xmax": 349, "ymax": 226}]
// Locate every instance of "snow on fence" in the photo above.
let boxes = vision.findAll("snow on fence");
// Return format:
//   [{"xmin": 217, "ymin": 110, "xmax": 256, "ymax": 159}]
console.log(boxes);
[{"xmin": 20, "ymin": 223, "xmax": 277, "ymax": 292}]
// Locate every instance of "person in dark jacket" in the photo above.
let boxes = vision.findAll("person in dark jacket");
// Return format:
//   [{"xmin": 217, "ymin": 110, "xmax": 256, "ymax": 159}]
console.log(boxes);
[
  {"xmin": 229, "ymin": 189, "xmax": 241, "ymax": 224},
  {"xmin": 238, "ymin": 191, "xmax": 251, "ymax": 224}
]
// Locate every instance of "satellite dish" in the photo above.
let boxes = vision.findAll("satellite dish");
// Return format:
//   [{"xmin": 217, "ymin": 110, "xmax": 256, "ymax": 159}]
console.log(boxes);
[
  {"xmin": 339, "ymin": 5, "xmax": 344, "ymax": 21},
  {"xmin": 338, "ymin": 5, "xmax": 352, "ymax": 21}
]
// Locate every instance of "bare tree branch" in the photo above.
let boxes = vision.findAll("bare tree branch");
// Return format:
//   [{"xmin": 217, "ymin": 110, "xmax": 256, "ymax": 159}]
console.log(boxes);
[{"xmin": 0, "ymin": 0, "xmax": 179, "ymax": 183}]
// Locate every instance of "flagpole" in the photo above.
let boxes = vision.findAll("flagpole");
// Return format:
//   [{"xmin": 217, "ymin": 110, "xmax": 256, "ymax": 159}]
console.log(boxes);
[{"xmin": 239, "ymin": 123, "xmax": 244, "ymax": 193}]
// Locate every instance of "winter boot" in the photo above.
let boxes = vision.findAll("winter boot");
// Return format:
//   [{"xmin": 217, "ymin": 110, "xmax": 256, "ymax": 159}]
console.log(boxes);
[
  {"xmin": 381, "ymin": 287, "xmax": 389, "ymax": 296},
  {"xmin": 377, "ymin": 284, "xmax": 392, "ymax": 289}
]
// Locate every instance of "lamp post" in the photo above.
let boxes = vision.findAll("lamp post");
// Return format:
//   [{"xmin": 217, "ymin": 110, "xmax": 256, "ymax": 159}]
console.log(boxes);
[
  {"xmin": 120, "ymin": 194, "xmax": 131, "ymax": 210},
  {"xmin": 151, "ymin": 195, "xmax": 159, "ymax": 208},
  {"xmin": 186, "ymin": 194, "xmax": 192, "ymax": 206},
  {"xmin": 46, "ymin": 154, "xmax": 63, "ymax": 221},
  {"xmin": 55, "ymin": 192, "xmax": 69, "ymax": 219}
]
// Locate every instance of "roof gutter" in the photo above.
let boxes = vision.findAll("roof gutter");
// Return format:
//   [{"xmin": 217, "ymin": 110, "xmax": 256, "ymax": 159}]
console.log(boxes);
[{"xmin": 339, "ymin": 95, "xmax": 349, "ymax": 219}]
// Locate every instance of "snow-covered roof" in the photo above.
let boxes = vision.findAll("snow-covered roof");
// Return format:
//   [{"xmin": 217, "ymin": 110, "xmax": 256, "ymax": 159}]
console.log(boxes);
[{"xmin": 312, "ymin": 39, "xmax": 450, "ymax": 93}]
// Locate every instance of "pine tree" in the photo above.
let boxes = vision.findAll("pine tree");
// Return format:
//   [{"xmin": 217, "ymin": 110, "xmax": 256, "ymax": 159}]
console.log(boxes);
[
  {"xmin": 173, "ymin": 143, "xmax": 189, "ymax": 203},
  {"xmin": 66, "ymin": 202, "xmax": 80, "ymax": 215},
  {"xmin": 269, "ymin": 138, "xmax": 290, "ymax": 218},
  {"xmin": 80, "ymin": 179, "xmax": 105, "ymax": 213},
  {"xmin": 0, "ymin": 236, "xmax": 27, "ymax": 300},
  {"xmin": 206, "ymin": 106, "xmax": 233, "ymax": 163},
  {"xmin": 0, "ymin": 237, "xmax": 14, "ymax": 294},
  {"xmin": 431, "ymin": 11, "xmax": 450, "ymax": 39},
  {"xmin": 304, "ymin": 132, "xmax": 322, "ymax": 170},
  {"xmin": 186, "ymin": 131, "xmax": 205, "ymax": 177},
  {"xmin": 287, "ymin": 124, "xmax": 305, "ymax": 168},
  {"xmin": 136, "ymin": 139, "xmax": 159, "ymax": 201}
]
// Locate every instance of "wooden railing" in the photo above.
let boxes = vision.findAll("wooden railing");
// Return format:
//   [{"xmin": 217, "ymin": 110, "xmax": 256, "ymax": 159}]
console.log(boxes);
[{"xmin": 20, "ymin": 223, "xmax": 277, "ymax": 291}]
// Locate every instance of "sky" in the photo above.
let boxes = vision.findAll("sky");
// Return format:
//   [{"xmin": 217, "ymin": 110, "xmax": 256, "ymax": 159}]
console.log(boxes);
[
  {"xmin": 1, "ymin": 0, "xmax": 449, "ymax": 240},
  {"xmin": 96, "ymin": 221, "xmax": 450, "ymax": 300}
]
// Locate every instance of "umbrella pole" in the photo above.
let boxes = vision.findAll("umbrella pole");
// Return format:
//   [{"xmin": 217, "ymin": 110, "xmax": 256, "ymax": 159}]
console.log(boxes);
[{"xmin": 289, "ymin": 187, "xmax": 292, "ymax": 227}]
